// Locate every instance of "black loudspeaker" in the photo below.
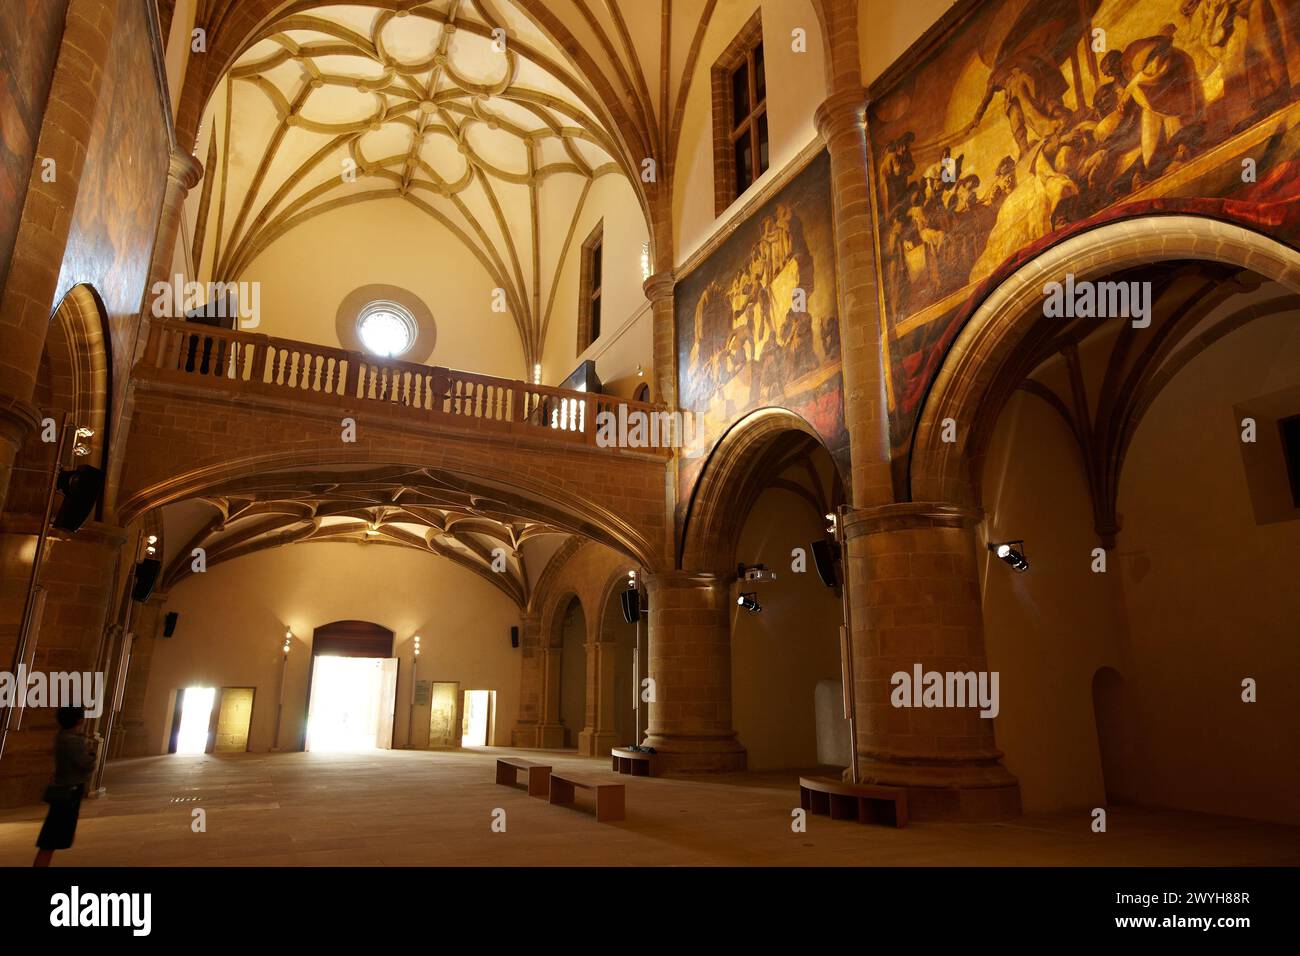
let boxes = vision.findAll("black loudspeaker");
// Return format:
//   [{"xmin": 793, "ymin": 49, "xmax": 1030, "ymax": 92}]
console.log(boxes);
[
  {"xmin": 52, "ymin": 465, "xmax": 104, "ymax": 532},
  {"xmin": 811, "ymin": 539, "xmax": 839, "ymax": 589},
  {"xmin": 620, "ymin": 588, "xmax": 640, "ymax": 624},
  {"xmin": 510, "ymin": 626, "xmax": 519, "ymax": 648},
  {"xmin": 163, "ymin": 612, "xmax": 179, "ymax": 638},
  {"xmin": 132, "ymin": 559, "xmax": 162, "ymax": 603}
]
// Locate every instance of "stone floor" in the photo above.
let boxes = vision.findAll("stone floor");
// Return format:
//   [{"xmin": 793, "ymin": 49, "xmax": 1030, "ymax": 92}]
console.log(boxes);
[{"xmin": 0, "ymin": 747, "xmax": 1295, "ymax": 866}]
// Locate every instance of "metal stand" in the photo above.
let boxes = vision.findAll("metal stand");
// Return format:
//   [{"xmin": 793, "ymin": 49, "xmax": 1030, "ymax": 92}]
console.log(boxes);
[
  {"xmin": 835, "ymin": 504, "xmax": 860, "ymax": 784},
  {"xmin": 0, "ymin": 414, "xmax": 72, "ymax": 762}
]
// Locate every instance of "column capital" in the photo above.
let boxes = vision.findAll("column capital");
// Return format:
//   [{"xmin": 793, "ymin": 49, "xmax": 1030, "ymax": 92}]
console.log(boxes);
[
  {"xmin": 168, "ymin": 148, "xmax": 204, "ymax": 192},
  {"xmin": 813, "ymin": 88, "xmax": 867, "ymax": 142},
  {"xmin": 0, "ymin": 394, "xmax": 43, "ymax": 447},
  {"xmin": 841, "ymin": 501, "xmax": 983, "ymax": 539},
  {"xmin": 642, "ymin": 270, "xmax": 675, "ymax": 302}
]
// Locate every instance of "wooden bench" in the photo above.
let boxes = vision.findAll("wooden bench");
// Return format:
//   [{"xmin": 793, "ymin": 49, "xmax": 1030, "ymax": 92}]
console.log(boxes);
[
  {"xmin": 798, "ymin": 776, "xmax": 908, "ymax": 828},
  {"xmin": 495, "ymin": 757, "xmax": 552, "ymax": 797},
  {"xmin": 548, "ymin": 772, "xmax": 625, "ymax": 822},
  {"xmin": 611, "ymin": 748, "xmax": 654, "ymax": 776}
]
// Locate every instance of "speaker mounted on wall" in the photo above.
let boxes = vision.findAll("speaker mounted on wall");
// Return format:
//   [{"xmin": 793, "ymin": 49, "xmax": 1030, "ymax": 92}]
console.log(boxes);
[
  {"xmin": 620, "ymin": 588, "xmax": 641, "ymax": 624},
  {"xmin": 162, "ymin": 611, "xmax": 179, "ymax": 638},
  {"xmin": 132, "ymin": 559, "xmax": 162, "ymax": 603},
  {"xmin": 510, "ymin": 625, "xmax": 519, "ymax": 648},
  {"xmin": 811, "ymin": 538, "xmax": 840, "ymax": 590},
  {"xmin": 52, "ymin": 465, "xmax": 104, "ymax": 532}
]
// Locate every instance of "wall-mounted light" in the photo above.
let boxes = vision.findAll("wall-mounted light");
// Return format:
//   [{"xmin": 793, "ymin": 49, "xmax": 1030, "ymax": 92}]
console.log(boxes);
[
  {"xmin": 825, "ymin": 512, "xmax": 838, "ymax": 538},
  {"xmin": 988, "ymin": 540, "xmax": 1029, "ymax": 572},
  {"xmin": 283, "ymin": 630, "xmax": 293, "ymax": 655},
  {"xmin": 635, "ymin": 364, "xmax": 644, "ymax": 378},
  {"xmin": 640, "ymin": 240, "xmax": 651, "ymax": 281},
  {"xmin": 533, "ymin": 363, "xmax": 542, "ymax": 385},
  {"xmin": 737, "ymin": 592, "xmax": 762, "ymax": 613},
  {"xmin": 413, "ymin": 634, "xmax": 421, "ymax": 658}
]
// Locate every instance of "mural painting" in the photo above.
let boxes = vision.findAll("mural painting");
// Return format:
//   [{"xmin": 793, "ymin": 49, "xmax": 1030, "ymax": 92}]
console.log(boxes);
[
  {"xmin": 869, "ymin": 0, "xmax": 1300, "ymax": 452},
  {"xmin": 675, "ymin": 149, "xmax": 847, "ymax": 517}
]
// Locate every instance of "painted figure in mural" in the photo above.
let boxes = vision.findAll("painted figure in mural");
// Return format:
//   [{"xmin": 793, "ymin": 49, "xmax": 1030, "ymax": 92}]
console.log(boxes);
[
  {"xmin": 1183, "ymin": 0, "xmax": 1294, "ymax": 123},
  {"xmin": 971, "ymin": 50, "xmax": 1073, "ymax": 159},
  {"xmin": 1121, "ymin": 29, "xmax": 1207, "ymax": 182},
  {"xmin": 684, "ymin": 200, "xmax": 822, "ymax": 419}
]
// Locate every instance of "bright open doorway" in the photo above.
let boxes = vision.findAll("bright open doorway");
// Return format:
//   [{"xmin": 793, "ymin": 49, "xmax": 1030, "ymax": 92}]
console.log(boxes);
[
  {"xmin": 460, "ymin": 689, "xmax": 493, "ymax": 747},
  {"xmin": 175, "ymin": 686, "xmax": 216, "ymax": 754},
  {"xmin": 305, "ymin": 656, "xmax": 398, "ymax": 752}
]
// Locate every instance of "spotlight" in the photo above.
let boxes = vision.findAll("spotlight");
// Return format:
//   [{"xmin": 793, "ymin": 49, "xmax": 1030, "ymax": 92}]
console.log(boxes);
[
  {"xmin": 282, "ymin": 631, "xmax": 292, "ymax": 655},
  {"xmin": 988, "ymin": 540, "xmax": 1029, "ymax": 572},
  {"xmin": 147, "ymin": 535, "xmax": 159, "ymax": 545},
  {"xmin": 825, "ymin": 511, "xmax": 838, "ymax": 537},
  {"xmin": 413, "ymin": 635, "xmax": 421, "ymax": 658},
  {"xmin": 75, "ymin": 427, "xmax": 94, "ymax": 439},
  {"xmin": 737, "ymin": 563, "xmax": 776, "ymax": 583},
  {"xmin": 737, "ymin": 592, "xmax": 761, "ymax": 613}
]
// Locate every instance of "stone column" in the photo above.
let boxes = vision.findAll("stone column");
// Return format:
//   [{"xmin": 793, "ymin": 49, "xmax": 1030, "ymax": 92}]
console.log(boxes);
[
  {"xmin": 842, "ymin": 503, "xmax": 1020, "ymax": 821},
  {"xmin": 642, "ymin": 271, "xmax": 676, "ymax": 408},
  {"xmin": 536, "ymin": 644, "xmax": 565, "ymax": 748},
  {"xmin": 146, "ymin": 148, "xmax": 204, "ymax": 295},
  {"xmin": 813, "ymin": 90, "xmax": 893, "ymax": 506},
  {"xmin": 641, "ymin": 571, "xmax": 745, "ymax": 772},
  {"xmin": 578, "ymin": 639, "xmax": 617, "ymax": 756},
  {"xmin": 112, "ymin": 591, "xmax": 166, "ymax": 758},
  {"xmin": 510, "ymin": 612, "xmax": 543, "ymax": 747},
  {"xmin": 0, "ymin": 518, "xmax": 127, "ymax": 807},
  {"xmin": 0, "ymin": 0, "xmax": 116, "ymax": 516}
]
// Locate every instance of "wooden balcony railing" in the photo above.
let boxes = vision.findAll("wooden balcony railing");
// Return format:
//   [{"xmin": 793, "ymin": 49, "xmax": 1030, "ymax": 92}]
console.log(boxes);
[{"xmin": 136, "ymin": 319, "xmax": 668, "ymax": 452}]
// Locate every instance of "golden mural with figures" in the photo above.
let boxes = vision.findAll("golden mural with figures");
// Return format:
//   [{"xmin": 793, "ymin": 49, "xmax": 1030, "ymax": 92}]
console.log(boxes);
[
  {"xmin": 870, "ymin": 0, "xmax": 1300, "ymax": 447},
  {"xmin": 675, "ymin": 150, "xmax": 847, "ymax": 513}
]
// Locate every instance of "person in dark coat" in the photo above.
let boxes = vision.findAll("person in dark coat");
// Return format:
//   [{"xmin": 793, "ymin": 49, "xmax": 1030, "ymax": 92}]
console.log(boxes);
[{"xmin": 33, "ymin": 706, "xmax": 98, "ymax": 866}]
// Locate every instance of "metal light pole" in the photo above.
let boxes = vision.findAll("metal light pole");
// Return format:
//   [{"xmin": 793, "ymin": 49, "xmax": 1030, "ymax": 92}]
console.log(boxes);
[
  {"xmin": 0, "ymin": 414, "xmax": 82, "ymax": 762},
  {"xmin": 405, "ymin": 635, "xmax": 420, "ymax": 747},
  {"xmin": 272, "ymin": 630, "xmax": 291, "ymax": 750},
  {"xmin": 833, "ymin": 505, "xmax": 860, "ymax": 784}
]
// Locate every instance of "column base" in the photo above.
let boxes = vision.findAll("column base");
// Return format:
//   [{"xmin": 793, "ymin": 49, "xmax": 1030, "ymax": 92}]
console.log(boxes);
[
  {"xmin": 642, "ymin": 733, "xmax": 747, "ymax": 773},
  {"xmin": 535, "ymin": 723, "xmax": 566, "ymax": 749},
  {"xmin": 578, "ymin": 730, "xmax": 618, "ymax": 756},
  {"xmin": 853, "ymin": 752, "xmax": 1022, "ymax": 822}
]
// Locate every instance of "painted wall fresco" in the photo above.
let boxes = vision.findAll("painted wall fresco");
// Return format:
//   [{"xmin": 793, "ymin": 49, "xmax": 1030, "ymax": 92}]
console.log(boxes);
[
  {"xmin": 54, "ymin": 0, "xmax": 170, "ymax": 422},
  {"xmin": 870, "ymin": 0, "xmax": 1300, "ymax": 451},
  {"xmin": 0, "ymin": 0, "xmax": 70, "ymax": 293},
  {"xmin": 675, "ymin": 150, "xmax": 847, "ymax": 517}
]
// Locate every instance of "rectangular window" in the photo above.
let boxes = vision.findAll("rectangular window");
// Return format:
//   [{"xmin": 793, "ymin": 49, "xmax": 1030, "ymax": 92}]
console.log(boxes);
[
  {"xmin": 712, "ymin": 14, "xmax": 768, "ymax": 215},
  {"xmin": 578, "ymin": 222, "xmax": 604, "ymax": 354}
]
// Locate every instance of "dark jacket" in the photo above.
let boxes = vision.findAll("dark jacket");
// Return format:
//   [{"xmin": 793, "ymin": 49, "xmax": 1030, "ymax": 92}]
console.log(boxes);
[{"xmin": 52, "ymin": 729, "xmax": 96, "ymax": 787}]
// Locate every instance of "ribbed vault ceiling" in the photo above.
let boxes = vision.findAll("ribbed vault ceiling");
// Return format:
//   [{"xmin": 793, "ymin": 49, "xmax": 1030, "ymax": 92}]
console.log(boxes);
[{"xmin": 197, "ymin": 0, "xmax": 635, "ymax": 367}]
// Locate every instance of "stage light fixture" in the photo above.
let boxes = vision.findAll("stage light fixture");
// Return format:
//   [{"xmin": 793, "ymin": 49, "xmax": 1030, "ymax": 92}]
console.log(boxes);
[
  {"xmin": 737, "ymin": 592, "xmax": 761, "ymax": 613},
  {"xmin": 988, "ymin": 540, "xmax": 1029, "ymax": 572}
]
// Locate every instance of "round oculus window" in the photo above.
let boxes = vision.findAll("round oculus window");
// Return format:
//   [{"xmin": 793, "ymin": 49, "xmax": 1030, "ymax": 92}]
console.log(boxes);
[{"xmin": 356, "ymin": 301, "xmax": 417, "ymax": 358}]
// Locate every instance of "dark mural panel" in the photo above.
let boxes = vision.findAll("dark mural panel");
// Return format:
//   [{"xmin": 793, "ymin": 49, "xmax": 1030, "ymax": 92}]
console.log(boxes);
[
  {"xmin": 0, "ymin": 0, "xmax": 70, "ymax": 292},
  {"xmin": 674, "ymin": 150, "xmax": 848, "ymax": 519},
  {"xmin": 870, "ymin": 0, "xmax": 1300, "ymax": 450},
  {"xmin": 54, "ymin": 0, "xmax": 170, "ymax": 420}
]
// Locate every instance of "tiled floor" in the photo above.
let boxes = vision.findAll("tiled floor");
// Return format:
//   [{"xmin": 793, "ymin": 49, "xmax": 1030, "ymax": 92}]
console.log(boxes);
[{"xmin": 0, "ymin": 748, "xmax": 1295, "ymax": 866}]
